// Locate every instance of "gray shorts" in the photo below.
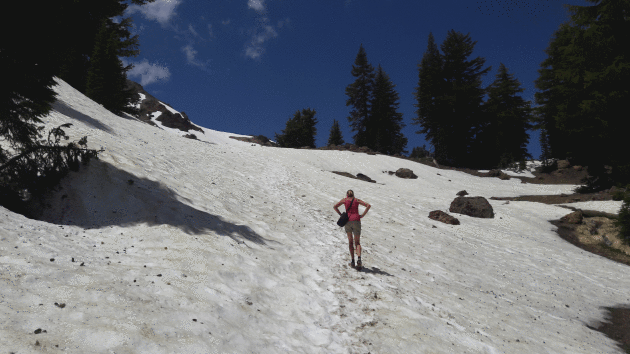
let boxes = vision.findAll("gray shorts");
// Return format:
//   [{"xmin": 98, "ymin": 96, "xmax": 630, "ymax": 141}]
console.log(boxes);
[{"xmin": 344, "ymin": 221, "xmax": 361, "ymax": 235}]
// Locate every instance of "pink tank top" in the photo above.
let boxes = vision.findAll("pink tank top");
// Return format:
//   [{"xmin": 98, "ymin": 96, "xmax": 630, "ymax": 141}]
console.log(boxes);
[{"xmin": 344, "ymin": 198, "xmax": 360, "ymax": 222}]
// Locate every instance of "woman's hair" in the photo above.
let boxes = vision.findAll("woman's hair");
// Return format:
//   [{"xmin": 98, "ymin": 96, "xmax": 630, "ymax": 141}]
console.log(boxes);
[{"xmin": 346, "ymin": 190, "xmax": 354, "ymax": 198}]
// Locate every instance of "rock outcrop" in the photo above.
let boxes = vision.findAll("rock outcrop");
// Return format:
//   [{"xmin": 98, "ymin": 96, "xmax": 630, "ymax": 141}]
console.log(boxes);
[
  {"xmin": 428, "ymin": 210, "xmax": 460, "ymax": 225},
  {"xmin": 126, "ymin": 79, "xmax": 204, "ymax": 134},
  {"xmin": 395, "ymin": 168, "xmax": 418, "ymax": 179},
  {"xmin": 561, "ymin": 210, "xmax": 583, "ymax": 224},
  {"xmin": 449, "ymin": 196, "xmax": 494, "ymax": 218}
]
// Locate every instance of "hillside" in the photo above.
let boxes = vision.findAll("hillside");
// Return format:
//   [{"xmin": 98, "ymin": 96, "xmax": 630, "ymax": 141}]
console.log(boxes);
[{"xmin": 0, "ymin": 78, "xmax": 627, "ymax": 354}]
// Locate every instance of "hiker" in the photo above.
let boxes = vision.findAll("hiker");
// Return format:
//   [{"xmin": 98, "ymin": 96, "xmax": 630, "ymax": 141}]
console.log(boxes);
[{"xmin": 334, "ymin": 190, "xmax": 371, "ymax": 269}]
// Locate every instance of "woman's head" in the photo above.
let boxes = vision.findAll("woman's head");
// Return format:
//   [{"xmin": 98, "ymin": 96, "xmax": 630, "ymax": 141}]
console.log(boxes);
[{"xmin": 346, "ymin": 190, "xmax": 354, "ymax": 198}]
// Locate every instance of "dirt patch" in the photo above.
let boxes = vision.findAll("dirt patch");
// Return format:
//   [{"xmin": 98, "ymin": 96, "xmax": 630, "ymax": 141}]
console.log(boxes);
[
  {"xmin": 551, "ymin": 216, "xmax": 630, "ymax": 265},
  {"xmin": 574, "ymin": 217, "xmax": 630, "ymax": 256},
  {"xmin": 490, "ymin": 191, "xmax": 612, "ymax": 204}
]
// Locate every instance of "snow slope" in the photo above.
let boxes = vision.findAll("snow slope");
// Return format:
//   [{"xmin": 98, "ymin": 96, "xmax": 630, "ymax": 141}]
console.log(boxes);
[{"xmin": 0, "ymin": 78, "xmax": 627, "ymax": 354}]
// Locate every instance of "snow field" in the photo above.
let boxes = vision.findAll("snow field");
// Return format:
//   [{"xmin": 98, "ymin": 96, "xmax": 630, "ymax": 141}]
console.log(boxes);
[{"xmin": 0, "ymin": 78, "xmax": 628, "ymax": 353}]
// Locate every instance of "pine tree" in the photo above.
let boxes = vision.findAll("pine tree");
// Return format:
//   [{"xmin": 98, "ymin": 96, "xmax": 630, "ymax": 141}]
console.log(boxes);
[
  {"xmin": 439, "ymin": 30, "xmax": 491, "ymax": 167},
  {"xmin": 412, "ymin": 32, "xmax": 448, "ymax": 164},
  {"xmin": 86, "ymin": 21, "xmax": 139, "ymax": 116},
  {"xmin": 534, "ymin": 0, "xmax": 630, "ymax": 189},
  {"xmin": 345, "ymin": 44, "xmax": 375, "ymax": 147},
  {"xmin": 476, "ymin": 63, "xmax": 533, "ymax": 168},
  {"xmin": 369, "ymin": 65, "xmax": 407, "ymax": 155},
  {"xmin": 413, "ymin": 31, "xmax": 490, "ymax": 167},
  {"xmin": 45, "ymin": 0, "xmax": 150, "ymax": 100},
  {"xmin": 327, "ymin": 119, "xmax": 345, "ymax": 146},
  {"xmin": 275, "ymin": 109, "xmax": 318, "ymax": 148}
]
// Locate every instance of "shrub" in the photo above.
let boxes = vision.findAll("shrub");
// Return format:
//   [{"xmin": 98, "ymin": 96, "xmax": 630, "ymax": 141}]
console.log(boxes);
[{"xmin": 614, "ymin": 195, "xmax": 630, "ymax": 244}]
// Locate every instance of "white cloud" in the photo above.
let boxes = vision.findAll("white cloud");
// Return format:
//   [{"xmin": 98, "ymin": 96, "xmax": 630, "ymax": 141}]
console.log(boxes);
[
  {"xmin": 188, "ymin": 24, "xmax": 200, "ymax": 38},
  {"xmin": 277, "ymin": 18, "xmax": 289, "ymax": 29},
  {"xmin": 248, "ymin": 0, "xmax": 265, "ymax": 13},
  {"xmin": 245, "ymin": 24, "xmax": 278, "ymax": 59},
  {"xmin": 126, "ymin": 59, "xmax": 171, "ymax": 86},
  {"xmin": 126, "ymin": 0, "xmax": 181, "ymax": 26},
  {"xmin": 222, "ymin": 19, "xmax": 231, "ymax": 25},
  {"xmin": 182, "ymin": 44, "xmax": 207, "ymax": 68},
  {"xmin": 208, "ymin": 23, "xmax": 214, "ymax": 38}
]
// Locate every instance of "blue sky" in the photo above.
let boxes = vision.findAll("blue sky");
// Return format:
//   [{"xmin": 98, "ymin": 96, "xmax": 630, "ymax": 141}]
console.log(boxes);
[{"xmin": 120, "ymin": 0, "xmax": 589, "ymax": 159}]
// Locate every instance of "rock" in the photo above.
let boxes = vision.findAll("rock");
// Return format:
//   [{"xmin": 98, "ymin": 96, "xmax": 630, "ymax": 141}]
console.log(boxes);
[
  {"xmin": 557, "ymin": 159, "xmax": 570, "ymax": 169},
  {"xmin": 395, "ymin": 168, "xmax": 418, "ymax": 179},
  {"xmin": 449, "ymin": 196, "xmax": 495, "ymax": 218},
  {"xmin": 183, "ymin": 134, "xmax": 198, "ymax": 140},
  {"xmin": 356, "ymin": 173, "xmax": 376, "ymax": 183},
  {"xmin": 573, "ymin": 165, "xmax": 583, "ymax": 171},
  {"xmin": 560, "ymin": 210, "xmax": 583, "ymax": 224},
  {"xmin": 457, "ymin": 190, "xmax": 469, "ymax": 197},
  {"xmin": 428, "ymin": 210, "xmax": 460, "ymax": 225}
]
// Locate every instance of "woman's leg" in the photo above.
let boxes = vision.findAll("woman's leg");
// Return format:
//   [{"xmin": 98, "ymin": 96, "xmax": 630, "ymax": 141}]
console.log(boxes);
[
  {"xmin": 347, "ymin": 231, "xmax": 355, "ymax": 260},
  {"xmin": 354, "ymin": 233, "xmax": 361, "ymax": 258}
]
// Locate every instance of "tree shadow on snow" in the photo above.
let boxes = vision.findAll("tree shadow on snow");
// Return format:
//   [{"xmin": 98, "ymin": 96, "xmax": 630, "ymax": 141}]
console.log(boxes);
[
  {"xmin": 51, "ymin": 101, "xmax": 115, "ymax": 134},
  {"xmin": 30, "ymin": 159, "xmax": 274, "ymax": 246},
  {"xmin": 585, "ymin": 304, "xmax": 630, "ymax": 354}
]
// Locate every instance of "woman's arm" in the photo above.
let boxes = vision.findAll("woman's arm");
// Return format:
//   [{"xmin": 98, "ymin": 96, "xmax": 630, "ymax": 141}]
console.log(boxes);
[
  {"xmin": 359, "ymin": 200, "xmax": 371, "ymax": 218},
  {"xmin": 333, "ymin": 198, "xmax": 345, "ymax": 215}
]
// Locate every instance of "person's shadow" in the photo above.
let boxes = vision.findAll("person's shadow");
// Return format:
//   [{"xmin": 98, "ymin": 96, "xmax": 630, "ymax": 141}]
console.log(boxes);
[
  {"xmin": 359, "ymin": 266, "xmax": 393, "ymax": 276},
  {"xmin": 31, "ymin": 159, "xmax": 275, "ymax": 246}
]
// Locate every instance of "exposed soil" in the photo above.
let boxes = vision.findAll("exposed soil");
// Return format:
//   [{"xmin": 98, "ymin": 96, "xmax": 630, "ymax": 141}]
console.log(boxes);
[{"xmin": 489, "ymin": 191, "xmax": 612, "ymax": 205}]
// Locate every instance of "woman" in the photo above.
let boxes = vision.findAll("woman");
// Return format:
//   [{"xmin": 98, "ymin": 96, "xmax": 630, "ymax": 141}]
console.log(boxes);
[{"xmin": 334, "ymin": 190, "xmax": 371, "ymax": 270}]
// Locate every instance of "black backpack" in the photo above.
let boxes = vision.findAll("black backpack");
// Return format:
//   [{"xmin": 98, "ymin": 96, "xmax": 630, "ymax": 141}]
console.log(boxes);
[{"xmin": 336, "ymin": 198, "xmax": 354, "ymax": 227}]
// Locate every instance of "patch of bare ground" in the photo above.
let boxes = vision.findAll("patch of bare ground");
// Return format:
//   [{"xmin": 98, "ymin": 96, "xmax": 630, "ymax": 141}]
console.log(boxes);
[
  {"xmin": 551, "ymin": 216, "xmax": 630, "ymax": 354},
  {"xmin": 489, "ymin": 191, "xmax": 612, "ymax": 204}
]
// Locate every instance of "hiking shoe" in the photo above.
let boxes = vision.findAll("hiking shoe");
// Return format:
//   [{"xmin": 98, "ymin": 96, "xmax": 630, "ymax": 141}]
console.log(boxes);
[
  {"xmin": 349, "ymin": 260, "xmax": 355, "ymax": 268},
  {"xmin": 356, "ymin": 258, "xmax": 362, "ymax": 270}
]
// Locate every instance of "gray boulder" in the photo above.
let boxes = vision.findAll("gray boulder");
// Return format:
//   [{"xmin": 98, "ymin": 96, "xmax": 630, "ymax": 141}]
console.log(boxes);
[
  {"xmin": 457, "ymin": 190, "xmax": 469, "ymax": 197},
  {"xmin": 428, "ymin": 210, "xmax": 460, "ymax": 225},
  {"xmin": 449, "ymin": 196, "xmax": 494, "ymax": 218},
  {"xmin": 395, "ymin": 168, "xmax": 418, "ymax": 179}
]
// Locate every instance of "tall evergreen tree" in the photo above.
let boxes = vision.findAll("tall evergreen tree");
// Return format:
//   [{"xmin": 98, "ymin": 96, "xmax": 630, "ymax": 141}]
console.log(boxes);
[
  {"xmin": 86, "ymin": 21, "xmax": 139, "ymax": 116},
  {"xmin": 345, "ymin": 44, "xmax": 375, "ymax": 147},
  {"xmin": 476, "ymin": 63, "xmax": 533, "ymax": 168},
  {"xmin": 275, "ymin": 109, "xmax": 318, "ymax": 148},
  {"xmin": 327, "ymin": 119, "xmax": 345, "ymax": 146},
  {"xmin": 413, "ymin": 31, "xmax": 491, "ymax": 167},
  {"xmin": 533, "ymin": 23, "xmax": 580, "ymax": 161},
  {"xmin": 55, "ymin": 1, "xmax": 152, "ymax": 94},
  {"xmin": 368, "ymin": 65, "xmax": 407, "ymax": 155},
  {"xmin": 439, "ymin": 30, "xmax": 491, "ymax": 167},
  {"xmin": 412, "ymin": 33, "xmax": 448, "ymax": 163},
  {"xmin": 534, "ymin": 0, "xmax": 630, "ymax": 189}
]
